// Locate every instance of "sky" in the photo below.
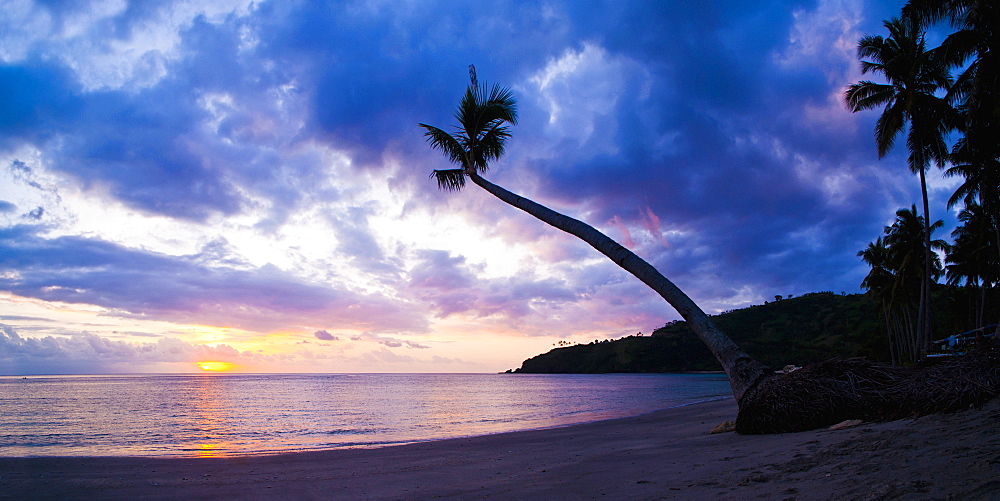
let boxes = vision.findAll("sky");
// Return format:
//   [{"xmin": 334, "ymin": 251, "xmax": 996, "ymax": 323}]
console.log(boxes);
[{"xmin": 0, "ymin": 0, "xmax": 962, "ymax": 375}]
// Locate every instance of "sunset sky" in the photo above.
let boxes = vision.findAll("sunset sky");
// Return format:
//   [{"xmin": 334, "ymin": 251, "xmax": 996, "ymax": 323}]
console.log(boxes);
[{"xmin": 0, "ymin": 0, "xmax": 959, "ymax": 375}]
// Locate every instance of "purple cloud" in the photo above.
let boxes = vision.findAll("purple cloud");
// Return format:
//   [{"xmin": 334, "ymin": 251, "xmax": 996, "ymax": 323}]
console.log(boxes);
[
  {"xmin": 0, "ymin": 324, "xmax": 252, "ymax": 375},
  {"xmin": 314, "ymin": 330, "xmax": 337, "ymax": 341},
  {"xmin": 0, "ymin": 0, "xmax": 950, "ymax": 375},
  {"xmin": 0, "ymin": 225, "xmax": 426, "ymax": 334}
]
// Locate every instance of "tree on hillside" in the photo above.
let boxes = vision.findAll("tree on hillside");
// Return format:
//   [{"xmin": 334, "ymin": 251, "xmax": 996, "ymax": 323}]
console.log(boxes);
[
  {"xmin": 844, "ymin": 17, "xmax": 958, "ymax": 357},
  {"xmin": 417, "ymin": 75, "xmax": 767, "ymax": 404}
]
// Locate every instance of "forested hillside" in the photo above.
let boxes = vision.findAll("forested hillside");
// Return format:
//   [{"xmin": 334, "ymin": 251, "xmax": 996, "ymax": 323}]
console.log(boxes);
[{"xmin": 512, "ymin": 288, "xmax": 988, "ymax": 373}]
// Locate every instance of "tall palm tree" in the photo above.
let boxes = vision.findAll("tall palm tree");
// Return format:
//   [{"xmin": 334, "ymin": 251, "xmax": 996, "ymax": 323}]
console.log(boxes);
[
  {"xmin": 904, "ymin": 0, "xmax": 1000, "ymax": 335},
  {"xmin": 418, "ymin": 78, "xmax": 768, "ymax": 403},
  {"xmin": 844, "ymin": 17, "xmax": 957, "ymax": 357}
]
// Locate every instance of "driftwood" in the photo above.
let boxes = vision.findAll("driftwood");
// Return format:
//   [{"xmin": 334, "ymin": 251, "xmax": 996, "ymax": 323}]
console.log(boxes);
[{"xmin": 735, "ymin": 338, "xmax": 1000, "ymax": 434}]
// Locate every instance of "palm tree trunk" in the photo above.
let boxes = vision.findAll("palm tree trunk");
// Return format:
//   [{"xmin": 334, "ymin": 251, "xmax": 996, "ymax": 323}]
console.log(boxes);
[
  {"xmin": 882, "ymin": 303, "xmax": 897, "ymax": 365},
  {"xmin": 467, "ymin": 170, "xmax": 769, "ymax": 403},
  {"xmin": 918, "ymin": 167, "xmax": 933, "ymax": 357},
  {"xmin": 903, "ymin": 304, "xmax": 916, "ymax": 363},
  {"xmin": 994, "ymin": 220, "xmax": 1000, "ymax": 337},
  {"xmin": 978, "ymin": 284, "xmax": 986, "ymax": 331},
  {"xmin": 897, "ymin": 310, "xmax": 910, "ymax": 363}
]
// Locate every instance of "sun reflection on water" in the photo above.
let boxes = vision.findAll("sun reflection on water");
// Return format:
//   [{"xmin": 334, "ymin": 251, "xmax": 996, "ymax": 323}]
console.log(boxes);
[
  {"xmin": 188, "ymin": 374, "xmax": 234, "ymax": 458},
  {"xmin": 195, "ymin": 443, "xmax": 224, "ymax": 458}
]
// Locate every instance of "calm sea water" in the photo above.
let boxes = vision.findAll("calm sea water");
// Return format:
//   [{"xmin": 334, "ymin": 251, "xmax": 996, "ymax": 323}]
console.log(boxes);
[{"xmin": 0, "ymin": 373, "xmax": 730, "ymax": 458}]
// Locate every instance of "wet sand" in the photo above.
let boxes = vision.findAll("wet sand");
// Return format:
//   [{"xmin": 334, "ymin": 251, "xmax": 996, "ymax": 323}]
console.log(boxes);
[{"xmin": 3, "ymin": 397, "xmax": 999, "ymax": 500}]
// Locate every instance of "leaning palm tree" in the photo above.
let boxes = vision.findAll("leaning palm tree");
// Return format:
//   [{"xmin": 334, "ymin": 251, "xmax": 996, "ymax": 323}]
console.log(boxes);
[
  {"xmin": 418, "ymin": 79, "xmax": 768, "ymax": 405},
  {"xmin": 421, "ymin": 72, "xmax": 1000, "ymax": 433},
  {"xmin": 844, "ymin": 17, "xmax": 958, "ymax": 357}
]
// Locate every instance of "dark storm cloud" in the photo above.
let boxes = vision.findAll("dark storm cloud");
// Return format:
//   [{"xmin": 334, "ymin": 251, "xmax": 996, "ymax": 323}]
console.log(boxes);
[
  {"xmin": 0, "ymin": 61, "xmax": 241, "ymax": 221},
  {"xmin": 1, "ymin": 7, "xmax": 331, "ymax": 222},
  {"xmin": 475, "ymin": 0, "xmax": 924, "ymax": 302}
]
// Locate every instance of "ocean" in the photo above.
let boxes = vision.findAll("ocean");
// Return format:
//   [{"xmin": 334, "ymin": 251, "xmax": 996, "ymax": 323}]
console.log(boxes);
[{"xmin": 0, "ymin": 373, "xmax": 731, "ymax": 458}]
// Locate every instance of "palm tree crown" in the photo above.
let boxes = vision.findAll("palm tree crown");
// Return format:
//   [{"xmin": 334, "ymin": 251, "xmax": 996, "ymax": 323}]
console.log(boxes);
[
  {"xmin": 844, "ymin": 17, "xmax": 954, "ymax": 168},
  {"xmin": 947, "ymin": 202, "xmax": 997, "ymax": 288},
  {"xmin": 418, "ymin": 83, "xmax": 518, "ymax": 191}
]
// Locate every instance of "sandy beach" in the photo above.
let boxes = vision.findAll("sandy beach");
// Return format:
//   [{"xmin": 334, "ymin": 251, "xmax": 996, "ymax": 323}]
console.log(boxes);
[{"xmin": 2, "ymin": 397, "xmax": 998, "ymax": 500}]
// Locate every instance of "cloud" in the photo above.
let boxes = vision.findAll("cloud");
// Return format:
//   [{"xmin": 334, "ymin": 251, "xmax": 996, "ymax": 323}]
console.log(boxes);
[
  {"xmin": 314, "ymin": 329, "xmax": 337, "ymax": 341},
  {"xmin": 0, "ymin": 0, "xmax": 947, "ymax": 374},
  {"xmin": 407, "ymin": 249, "xmax": 579, "ymax": 320},
  {"xmin": 0, "ymin": 323, "xmax": 247, "ymax": 374},
  {"xmin": 0, "ymin": 225, "xmax": 427, "ymax": 334}
]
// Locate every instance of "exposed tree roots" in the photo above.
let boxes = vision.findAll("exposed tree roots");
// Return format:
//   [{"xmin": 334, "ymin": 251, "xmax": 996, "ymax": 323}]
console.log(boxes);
[{"xmin": 735, "ymin": 338, "xmax": 1000, "ymax": 434}]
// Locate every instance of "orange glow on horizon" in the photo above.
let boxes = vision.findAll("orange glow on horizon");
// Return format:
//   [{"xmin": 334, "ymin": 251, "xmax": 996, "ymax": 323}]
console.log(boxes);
[{"xmin": 196, "ymin": 361, "xmax": 235, "ymax": 372}]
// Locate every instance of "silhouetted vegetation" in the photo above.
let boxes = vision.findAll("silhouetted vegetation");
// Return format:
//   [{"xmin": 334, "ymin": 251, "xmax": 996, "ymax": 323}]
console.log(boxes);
[
  {"xmin": 851, "ymin": 0, "xmax": 1000, "ymax": 363},
  {"xmin": 513, "ymin": 288, "xmax": 997, "ymax": 374}
]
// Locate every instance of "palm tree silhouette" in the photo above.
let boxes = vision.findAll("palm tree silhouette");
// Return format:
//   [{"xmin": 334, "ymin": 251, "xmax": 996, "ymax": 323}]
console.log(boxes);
[
  {"xmin": 844, "ymin": 17, "xmax": 957, "ymax": 357},
  {"xmin": 946, "ymin": 202, "xmax": 998, "ymax": 328},
  {"xmin": 904, "ymin": 0, "xmax": 998, "ymax": 176},
  {"xmin": 418, "ymin": 76, "xmax": 768, "ymax": 404},
  {"xmin": 859, "ymin": 237, "xmax": 904, "ymax": 364},
  {"xmin": 904, "ymin": 0, "xmax": 999, "ymax": 336},
  {"xmin": 947, "ymin": 142, "xmax": 1000, "ymax": 332},
  {"xmin": 881, "ymin": 206, "xmax": 947, "ymax": 362}
]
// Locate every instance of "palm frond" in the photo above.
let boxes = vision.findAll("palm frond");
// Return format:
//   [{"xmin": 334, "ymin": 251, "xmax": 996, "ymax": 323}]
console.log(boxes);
[
  {"xmin": 431, "ymin": 169, "xmax": 466, "ymax": 191},
  {"xmin": 482, "ymin": 83, "xmax": 518, "ymax": 125},
  {"xmin": 454, "ymin": 86, "xmax": 481, "ymax": 137},
  {"xmin": 859, "ymin": 60, "xmax": 886, "ymax": 75},
  {"xmin": 857, "ymin": 34, "xmax": 888, "ymax": 64},
  {"xmin": 420, "ymin": 73, "xmax": 518, "ymax": 190},
  {"xmin": 874, "ymin": 100, "xmax": 906, "ymax": 157},
  {"xmin": 845, "ymin": 81, "xmax": 894, "ymax": 111},
  {"xmin": 902, "ymin": 0, "xmax": 971, "ymax": 30},
  {"xmin": 472, "ymin": 123, "xmax": 512, "ymax": 173},
  {"xmin": 419, "ymin": 123, "xmax": 467, "ymax": 167}
]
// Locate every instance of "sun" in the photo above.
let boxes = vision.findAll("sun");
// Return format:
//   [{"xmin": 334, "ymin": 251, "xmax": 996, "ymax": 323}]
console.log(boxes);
[{"xmin": 196, "ymin": 361, "xmax": 235, "ymax": 372}]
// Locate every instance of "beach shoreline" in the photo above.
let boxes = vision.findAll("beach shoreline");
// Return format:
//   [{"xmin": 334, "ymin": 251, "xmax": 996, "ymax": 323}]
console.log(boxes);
[{"xmin": 3, "ymin": 397, "xmax": 998, "ymax": 500}]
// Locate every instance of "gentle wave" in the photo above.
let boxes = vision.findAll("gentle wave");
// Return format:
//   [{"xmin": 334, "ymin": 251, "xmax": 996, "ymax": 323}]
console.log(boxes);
[{"xmin": 0, "ymin": 373, "xmax": 731, "ymax": 457}]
